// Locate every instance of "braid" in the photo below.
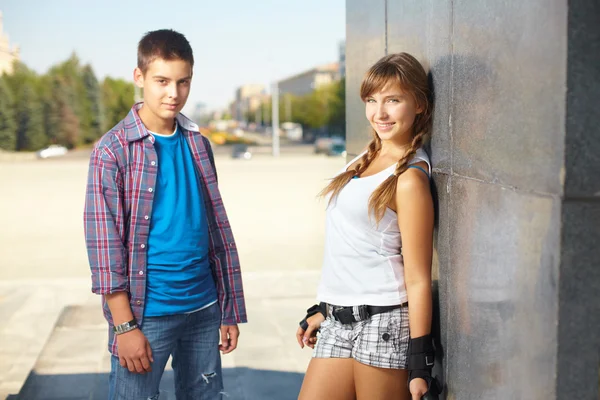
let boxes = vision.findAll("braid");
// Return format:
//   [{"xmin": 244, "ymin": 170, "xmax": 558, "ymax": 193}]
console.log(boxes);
[
  {"xmin": 319, "ymin": 130, "xmax": 381, "ymax": 204},
  {"xmin": 368, "ymin": 130, "xmax": 427, "ymax": 223},
  {"xmin": 353, "ymin": 132, "xmax": 381, "ymax": 176},
  {"xmin": 391, "ymin": 131, "xmax": 425, "ymax": 177}
]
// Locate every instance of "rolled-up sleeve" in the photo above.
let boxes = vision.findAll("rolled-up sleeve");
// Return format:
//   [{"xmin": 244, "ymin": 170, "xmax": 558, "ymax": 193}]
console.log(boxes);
[{"xmin": 84, "ymin": 147, "xmax": 129, "ymax": 294}]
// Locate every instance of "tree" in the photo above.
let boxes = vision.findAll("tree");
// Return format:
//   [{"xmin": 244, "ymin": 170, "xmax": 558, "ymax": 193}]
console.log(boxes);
[
  {"xmin": 81, "ymin": 65, "xmax": 104, "ymax": 144},
  {"xmin": 60, "ymin": 100, "xmax": 80, "ymax": 148},
  {"xmin": 327, "ymin": 78, "xmax": 346, "ymax": 137},
  {"xmin": 43, "ymin": 75, "xmax": 80, "ymax": 148},
  {"xmin": 0, "ymin": 77, "xmax": 17, "ymax": 150},
  {"xmin": 49, "ymin": 53, "xmax": 82, "ymax": 111},
  {"xmin": 15, "ymin": 82, "xmax": 46, "ymax": 151},
  {"xmin": 284, "ymin": 80, "xmax": 346, "ymax": 136},
  {"xmin": 0, "ymin": 54, "xmax": 136, "ymax": 151},
  {"xmin": 102, "ymin": 77, "xmax": 134, "ymax": 131},
  {"xmin": 2, "ymin": 62, "xmax": 46, "ymax": 150}
]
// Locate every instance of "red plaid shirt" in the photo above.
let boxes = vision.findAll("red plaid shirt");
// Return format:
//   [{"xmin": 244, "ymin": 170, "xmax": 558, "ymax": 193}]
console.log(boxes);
[{"xmin": 84, "ymin": 103, "xmax": 247, "ymax": 356}]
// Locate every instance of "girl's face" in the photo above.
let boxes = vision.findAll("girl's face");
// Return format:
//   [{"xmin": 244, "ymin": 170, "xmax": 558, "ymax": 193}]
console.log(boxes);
[{"xmin": 364, "ymin": 82, "xmax": 422, "ymax": 144}]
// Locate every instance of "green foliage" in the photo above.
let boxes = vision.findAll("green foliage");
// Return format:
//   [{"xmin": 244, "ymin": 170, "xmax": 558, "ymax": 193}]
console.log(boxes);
[
  {"xmin": 102, "ymin": 77, "xmax": 135, "ymax": 131},
  {"xmin": 44, "ymin": 75, "xmax": 80, "ymax": 148},
  {"xmin": 0, "ymin": 77, "xmax": 17, "ymax": 150},
  {"xmin": 81, "ymin": 65, "xmax": 104, "ymax": 144},
  {"xmin": 277, "ymin": 79, "xmax": 346, "ymax": 134},
  {"xmin": 16, "ymin": 82, "xmax": 46, "ymax": 151},
  {"xmin": 0, "ymin": 54, "xmax": 135, "ymax": 151}
]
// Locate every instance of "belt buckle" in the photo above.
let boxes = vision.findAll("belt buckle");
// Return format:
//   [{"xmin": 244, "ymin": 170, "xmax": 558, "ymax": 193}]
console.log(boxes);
[
  {"xmin": 333, "ymin": 306, "xmax": 354, "ymax": 324},
  {"xmin": 332, "ymin": 305, "xmax": 343, "ymax": 317},
  {"xmin": 357, "ymin": 305, "xmax": 370, "ymax": 321},
  {"xmin": 331, "ymin": 305, "xmax": 343, "ymax": 320}
]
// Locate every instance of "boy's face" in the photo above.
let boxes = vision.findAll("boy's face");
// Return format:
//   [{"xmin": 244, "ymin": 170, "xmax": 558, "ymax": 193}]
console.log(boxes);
[{"xmin": 134, "ymin": 58, "xmax": 192, "ymax": 121}]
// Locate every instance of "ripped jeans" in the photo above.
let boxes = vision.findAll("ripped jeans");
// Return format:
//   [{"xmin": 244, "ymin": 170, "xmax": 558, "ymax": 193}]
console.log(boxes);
[{"xmin": 108, "ymin": 302, "xmax": 223, "ymax": 400}]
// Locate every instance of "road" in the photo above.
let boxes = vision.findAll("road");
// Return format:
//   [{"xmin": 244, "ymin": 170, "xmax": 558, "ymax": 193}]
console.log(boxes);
[{"xmin": 0, "ymin": 146, "xmax": 344, "ymax": 280}]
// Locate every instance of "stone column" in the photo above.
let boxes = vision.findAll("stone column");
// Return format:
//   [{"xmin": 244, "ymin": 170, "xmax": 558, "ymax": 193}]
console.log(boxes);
[{"xmin": 345, "ymin": 1, "xmax": 599, "ymax": 398}]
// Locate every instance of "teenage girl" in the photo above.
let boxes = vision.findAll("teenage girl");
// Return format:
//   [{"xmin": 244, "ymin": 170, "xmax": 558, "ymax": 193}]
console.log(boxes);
[{"xmin": 297, "ymin": 53, "xmax": 436, "ymax": 400}]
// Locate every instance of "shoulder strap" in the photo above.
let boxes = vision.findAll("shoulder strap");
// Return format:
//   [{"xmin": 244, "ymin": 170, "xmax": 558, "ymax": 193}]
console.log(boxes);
[{"xmin": 407, "ymin": 165, "xmax": 429, "ymax": 177}]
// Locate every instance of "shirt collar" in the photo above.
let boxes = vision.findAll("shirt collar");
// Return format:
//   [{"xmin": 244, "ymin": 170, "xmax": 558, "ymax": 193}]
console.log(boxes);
[{"xmin": 124, "ymin": 102, "xmax": 199, "ymax": 143}]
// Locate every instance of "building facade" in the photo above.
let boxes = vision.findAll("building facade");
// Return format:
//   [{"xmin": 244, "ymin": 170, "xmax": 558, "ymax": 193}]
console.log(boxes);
[
  {"xmin": 0, "ymin": 11, "xmax": 20, "ymax": 75},
  {"xmin": 278, "ymin": 63, "xmax": 340, "ymax": 97},
  {"xmin": 233, "ymin": 84, "xmax": 265, "ymax": 122}
]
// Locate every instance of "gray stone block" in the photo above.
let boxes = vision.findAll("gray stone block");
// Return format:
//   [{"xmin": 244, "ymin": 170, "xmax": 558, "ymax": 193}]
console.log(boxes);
[
  {"xmin": 387, "ymin": 0, "xmax": 453, "ymax": 173},
  {"xmin": 451, "ymin": 1, "xmax": 567, "ymax": 195},
  {"xmin": 443, "ymin": 176, "xmax": 560, "ymax": 399},
  {"xmin": 557, "ymin": 200, "xmax": 600, "ymax": 399},
  {"xmin": 564, "ymin": 0, "xmax": 600, "ymax": 198},
  {"xmin": 345, "ymin": 0, "xmax": 386, "ymax": 157}
]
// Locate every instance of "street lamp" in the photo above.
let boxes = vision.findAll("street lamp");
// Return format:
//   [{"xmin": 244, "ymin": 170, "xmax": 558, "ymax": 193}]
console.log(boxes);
[{"xmin": 271, "ymin": 82, "xmax": 280, "ymax": 157}]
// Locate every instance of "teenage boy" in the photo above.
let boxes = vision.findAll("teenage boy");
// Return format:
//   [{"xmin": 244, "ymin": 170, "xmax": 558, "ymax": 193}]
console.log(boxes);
[{"xmin": 84, "ymin": 29, "xmax": 246, "ymax": 399}]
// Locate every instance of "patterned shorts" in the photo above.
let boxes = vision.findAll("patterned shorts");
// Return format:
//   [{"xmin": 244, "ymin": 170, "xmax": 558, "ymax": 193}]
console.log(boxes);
[{"xmin": 313, "ymin": 304, "xmax": 410, "ymax": 369}]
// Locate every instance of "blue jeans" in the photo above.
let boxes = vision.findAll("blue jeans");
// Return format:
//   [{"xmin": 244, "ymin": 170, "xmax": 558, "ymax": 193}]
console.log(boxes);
[{"xmin": 108, "ymin": 302, "xmax": 223, "ymax": 400}]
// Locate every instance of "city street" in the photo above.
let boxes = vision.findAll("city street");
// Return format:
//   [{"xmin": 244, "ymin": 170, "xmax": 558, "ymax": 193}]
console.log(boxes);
[{"xmin": 0, "ymin": 147, "xmax": 345, "ymax": 399}]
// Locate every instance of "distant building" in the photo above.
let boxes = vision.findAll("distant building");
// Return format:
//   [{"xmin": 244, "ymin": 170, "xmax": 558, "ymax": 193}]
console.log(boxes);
[
  {"xmin": 0, "ymin": 10, "xmax": 20, "ymax": 75},
  {"xmin": 278, "ymin": 62, "xmax": 340, "ymax": 97},
  {"xmin": 234, "ymin": 84, "xmax": 265, "ymax": 121},
  {"xmin": 193, "ymin": 102, "xmax": 208, "ymax": 117},
  {"xmin": 228, "ymin": 100, "xmax": 236, "ymax": 120}
]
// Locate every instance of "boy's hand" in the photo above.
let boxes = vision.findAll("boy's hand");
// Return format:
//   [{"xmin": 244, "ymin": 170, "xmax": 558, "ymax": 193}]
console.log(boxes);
[
  {"xmin": 220, "ymin": 325, "xmax": 240, "ymax": 354},
  {"xmin": 116, "ymin": 328, "xmax": 153, "ymax": 374}
]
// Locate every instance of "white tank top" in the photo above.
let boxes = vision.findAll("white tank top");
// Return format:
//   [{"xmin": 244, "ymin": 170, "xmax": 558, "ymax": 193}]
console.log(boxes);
[{"xmin": 316, "ymin": 148, "xmax": 431, "ymax": 307}]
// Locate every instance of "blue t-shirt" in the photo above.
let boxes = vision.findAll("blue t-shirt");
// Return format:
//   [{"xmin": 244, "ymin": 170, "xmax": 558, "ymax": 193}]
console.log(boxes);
[{"xmin": 144, "ymin": 124, "xmax": 217, "ymax": 317}]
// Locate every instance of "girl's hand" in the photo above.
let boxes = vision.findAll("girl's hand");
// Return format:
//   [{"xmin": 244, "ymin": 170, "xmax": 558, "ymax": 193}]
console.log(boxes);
[
  {"xmin": 409, "ymin": 377, "xmax": 429, "ymax": 400},
  {"xmin": 296, "ymin": 313, "xmax": 325, "ymax": 349}
]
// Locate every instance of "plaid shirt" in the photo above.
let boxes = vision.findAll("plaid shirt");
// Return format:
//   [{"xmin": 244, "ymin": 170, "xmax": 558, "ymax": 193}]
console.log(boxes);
[{"xmin": 84, "ymin": 103, "xmax": 247, "ymax": 356}]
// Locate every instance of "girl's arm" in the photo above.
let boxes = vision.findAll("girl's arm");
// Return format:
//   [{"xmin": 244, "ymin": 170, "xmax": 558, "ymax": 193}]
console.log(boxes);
[{"xmin": 395, "ymin": 164, "xmax": 434, "ymax": 337}]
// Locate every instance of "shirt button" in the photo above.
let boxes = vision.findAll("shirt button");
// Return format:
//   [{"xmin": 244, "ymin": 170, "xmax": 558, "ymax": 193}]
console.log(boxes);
[
  {"xmin": 136, "ymin": 300, "xmax": 142, "ymax": 305},
  {"xmin": 229, "ymin": 243, "xmax": 235, "ymax": 248},
  {"xmin": 144, "ymin": 215, "xmax": 149, "ymax": 220},
  {"xmin": 148, "ymin": 188, "xmax": 153, "ymax": 192},
  {"xmin": 140, "ymin": 244, "xmax": 146, "ymax": 249},
  {"xmin": 139, "ymin": 271, "xmax": 144, "ymax": 275},
  {"xmin": 151, "ymin": 161, "xmax": 156, "ymax": 166}
]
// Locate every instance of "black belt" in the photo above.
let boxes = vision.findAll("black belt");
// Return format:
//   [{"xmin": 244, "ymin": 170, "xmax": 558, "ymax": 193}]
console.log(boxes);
[{"xmin": 327, "ymin": 302, "xmax": 408, "ymax": 324}]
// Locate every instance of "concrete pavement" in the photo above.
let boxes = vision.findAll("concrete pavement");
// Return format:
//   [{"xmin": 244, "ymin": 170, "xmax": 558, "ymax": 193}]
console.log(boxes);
[
  {"xmin": 0, "ymin": 150, "xmax": 345, "ymax": 399},
  {"xmin": 3, "ymin": 270, "xmax": 320, "ymax": 399}
]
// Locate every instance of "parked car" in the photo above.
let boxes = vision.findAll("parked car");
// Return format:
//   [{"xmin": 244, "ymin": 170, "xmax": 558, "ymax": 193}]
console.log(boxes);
[
  {"xmin": 231, "ymin": 144, "xmax": 252, "ymax": 160},
  {"xmin": 37, "ymin": 145, "xmax": 68, "ymax": 159},
  {"xmin": 314, "ymin": 137, "xmax": 332, "ymax": 154},
  {"xmin": 327, "ymin": 142, "xmax": 347, "ymax": 157},
  {"xmin": 314, "ymin": 137, "xmax": 345, "ymax": 155}
]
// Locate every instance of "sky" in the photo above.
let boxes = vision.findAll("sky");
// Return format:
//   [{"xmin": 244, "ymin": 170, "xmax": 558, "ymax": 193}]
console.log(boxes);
[{"xmin": 0, "ymin": 0, "xmax": 345, "ymax": 114}]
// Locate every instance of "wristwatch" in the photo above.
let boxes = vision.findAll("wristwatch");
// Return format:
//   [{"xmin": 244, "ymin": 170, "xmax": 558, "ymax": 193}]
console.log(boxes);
[{"xmin": 113, "ymin": 318, "xmax": 138, "ymax": 335}]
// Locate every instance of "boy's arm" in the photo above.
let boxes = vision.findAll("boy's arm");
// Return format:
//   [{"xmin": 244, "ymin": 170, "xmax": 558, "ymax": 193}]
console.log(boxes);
[
  {"xmin": 104, "ymin": 292, "xmax": 134, "ymax": 325},
  {"xmin": 84, "ymin": 147, "xmax": 129, "ymax": 297},
  {"xmin": 202, "ymin": 136, "xmax": 218, "ymax": 183},
  {"xmin": 84, "ymin": 148, "xmax": 153, "ymax": 373},
  {"xmin": 199, "ymin": 135, "xmax": 247, "ymax": 326}
]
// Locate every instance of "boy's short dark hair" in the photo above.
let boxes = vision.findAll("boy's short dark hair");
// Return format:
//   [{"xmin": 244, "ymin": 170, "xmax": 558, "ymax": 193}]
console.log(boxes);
[{"xmin": 137, "ymin": 29, "xmax": 194, "ymax": 74}]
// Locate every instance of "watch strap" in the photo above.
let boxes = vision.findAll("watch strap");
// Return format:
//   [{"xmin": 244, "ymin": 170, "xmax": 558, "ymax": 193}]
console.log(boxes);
[{"xmin": 113, "ymin": 318, "xmax": 138, "ymax": 335}]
